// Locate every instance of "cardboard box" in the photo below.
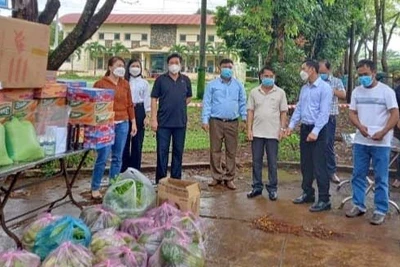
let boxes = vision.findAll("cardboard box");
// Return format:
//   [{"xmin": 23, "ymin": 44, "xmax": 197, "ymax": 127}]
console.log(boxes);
[
  {"xmin": 37, "ymin": 98, "xmax": 66, "ymax": 109},
  {"xmin": 0, "ymin": 102, "xmax": 12, "ymax": 123},
  {"xmin": 69, "ymin": 111, "xmax": 114, "ymax": 126},
  {"xmin": 58, "ymin": 80, "xmax": 87, "ymax": 88},
  {"xmin": 84, "ymin": 124, "xmax": 115, "ymax": 137},
  {"xmin": 0, "ymin": 88, "xmax": 34, "ymax": 101},
  {"xmin": 34, "ymin": 83, "xmax": 67, "ymax": 98},
  {"xmin": 13, "ymin": 111, "xmax": 35, "ymax": 124},
  {"xmin": 0, "ymin": 17, "xmax": 50, "ymax": 88},
  {"xmin": 69, "ymin": 100, "xmax": 113, "ymax": 114},
  {"xmin": 67, "ymin": 87, "xmax": 114, "ymax": 102},
  {"xmin": 46, "ymin": 71, "xmax": 57, "ymax": 83},
  {"xmin": 157, "ymin": 178, "xmax": 201, "ymax": 216},
  {"xmin": 12, "ymin": 100, "xmax": 38, "ymax": 114}
]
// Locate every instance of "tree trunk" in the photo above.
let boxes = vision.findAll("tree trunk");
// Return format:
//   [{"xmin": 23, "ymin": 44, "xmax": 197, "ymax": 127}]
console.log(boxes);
[
  {"xmin": 372, "ymin": 0, "xmax": 381, "ymax": 67},
  {"xmin": 71, "ymin": 58, "xmax": 74, "ymax": 72},
  {"xmin": 347, "ymin": 22, "xmax": 356, "ymax": 104},
  {"xmin": 344, "ymin": 47, "xmax": 349, "ymax": 75},
  {"xmin": 12, "ymin": 0, "xmax": 39, "ymax": 22},
  {"xmin": 94, "ymin": 58, "xmax": 97, "ymax": 76}
]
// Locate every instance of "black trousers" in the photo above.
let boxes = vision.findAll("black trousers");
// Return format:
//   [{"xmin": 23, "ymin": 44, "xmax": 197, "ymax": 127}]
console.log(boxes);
[
  {"xmin": 122, "ymin": 103, "xmax": 146, "ymax": 172},
  {"xmin": 300, "ymin": 124, "xmax": 330, "ymax": 202}
]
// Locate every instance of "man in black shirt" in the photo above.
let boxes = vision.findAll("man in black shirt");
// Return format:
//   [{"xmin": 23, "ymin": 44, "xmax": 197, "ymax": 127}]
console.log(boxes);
[{"xmin": 151, "ymin": 53, "xmax": 193, "ymax": 183}]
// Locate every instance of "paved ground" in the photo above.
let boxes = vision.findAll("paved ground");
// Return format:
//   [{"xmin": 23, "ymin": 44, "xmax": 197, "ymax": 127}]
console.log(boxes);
[{"xmin": 1, "ymin": 167, "xmax": 400, "ymax": 267}]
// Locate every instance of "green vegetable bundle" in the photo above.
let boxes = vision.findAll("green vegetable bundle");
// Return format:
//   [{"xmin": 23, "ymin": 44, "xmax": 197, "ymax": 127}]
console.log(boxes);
[
  {"xmin": 41, "ymin": 242, "xmax": 93, "ymax": 267},
  {"xmin": 79, "ymin": 205, "xmax": 121, "ymax": 233},
  {"xmin": 90, "ymin": 228, "xmax": 133, "ymax": 255},
  {"xmin": 93, "ymin": 243, "xmax": 147, "ymax": 267},
  {"xmin": 0, "ymin": 249, "xmax": 40, "ymax": 267}
]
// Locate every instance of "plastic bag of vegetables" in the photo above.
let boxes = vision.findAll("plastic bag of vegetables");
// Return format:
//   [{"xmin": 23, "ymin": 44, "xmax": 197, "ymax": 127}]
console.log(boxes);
[
  {"xmin": 93, "ymin": 259, "xmax": 126, "ymax": 267},
  {"xmin": 171, "ymin": 212, "xmax": 205, "ymax": 243},
  {"xmin": 21, "ymin": 213, "xmax": 61, "ymax": 251},
  {"xmin": 94, "ymin": 243, "xmax": 148, "ymax": 267},
  {"xmin": 145, "ymin": 202, "xmax": 182, "ymax": 227},
  {"xmin": 90, "ymin": 228, "xmax": 135, "ymax": 255},
  {"xmin": 41, "ymin": 241, "xmax": 93, "ymax": 267},
  {"xmin": 79, "ymin": 205, "xmax": 121, "ymax": 233},
  {"xmin": 0, "ymin": 249, "xmax": 40, "ymax": 267},
  {"xmin": 120, "ymin": 217, "xmax": 155, "ymax": 239},
  {"xmin": 148, "ymin": 236, "xmax": 206, "ymax": 267},
  {"xmin": 103, "ymin": 168, "xmax": 156, "ymax": 219},
  {"xmin": 33, "ymin": 216, "xmax": 91, "ymax": 260}
]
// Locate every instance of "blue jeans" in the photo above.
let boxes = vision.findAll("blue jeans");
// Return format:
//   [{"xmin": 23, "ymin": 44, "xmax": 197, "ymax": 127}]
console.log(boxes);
[
  {"xmin": 156, "ymin": 127, "xmax": 186, "ymax": 183},
  {"xmin": 352, "ymin": 144, "xmax": 390, "ymax": 215},
  {"xmin": 326, "ymin": 116, "xmax": 337, "ymax": 177},
  {"xmin": 91, "ymin": 121, "xmax": 129, "ymax": 191}
]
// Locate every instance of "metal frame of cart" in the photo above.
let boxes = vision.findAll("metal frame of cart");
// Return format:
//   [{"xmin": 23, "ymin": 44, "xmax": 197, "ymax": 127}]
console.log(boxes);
[{"xmin": 0, "ymin": 149, "xmax": 90, "ymax": 248}]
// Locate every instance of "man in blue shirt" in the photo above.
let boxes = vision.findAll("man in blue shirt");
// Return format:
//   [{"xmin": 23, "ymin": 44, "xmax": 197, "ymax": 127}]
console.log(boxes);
[
  {"xmin": 287, "ymin": 60, "xmax": 333, "ymax": 212},
  {"xmin": 202, "ymin": 58, "xmax": 247, "ymax": 190}
]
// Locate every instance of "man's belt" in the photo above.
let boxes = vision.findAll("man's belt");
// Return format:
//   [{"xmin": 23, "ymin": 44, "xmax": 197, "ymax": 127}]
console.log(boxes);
[{"xmin": 211, "ymin": 117, "xmax": 238, "ymax": 122}]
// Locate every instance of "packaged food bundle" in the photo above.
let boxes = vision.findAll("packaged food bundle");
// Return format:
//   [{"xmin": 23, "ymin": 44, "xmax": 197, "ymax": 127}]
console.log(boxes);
[
  {"xmin": 94, "ymin": 243, "xmax": 147, "ymax": 267},
  {"xmin": 84, "ymin": 124, "xmax": 115, "ymax": 138},
  {"xmin": 67, "ymin": 87, "xmax": 114, "ymax": 102},
  {"xmin": 103, "ymin": 170, "xmax": 156, "ymax": 219},
  {"xmin": 79, "ymin": 205, "xmax": 121, "ymax": 233},
  {"xmin": 21, "ymin": 213, "xmax": 61, "ymax": 251},
  {"xmin": 120, "ymin": 217, "xmax": 155, "ymax": 239},
  {"xmin": 171, "ymin": 212, "xmax": 205, "ymax": 243},
  {"xmin": 33, "ymin": 216, "xmax": 91, "ymax": 260},
  {"xmin": 145, "ymin": 202, "xmax": 182, "ymax": 227},
  {"xmin": 90, "ymin": 228, "xmax": 134, "ymax": 255},
  {"xmin": 41, "ymin": 241, "xmax": 93, "ymax": 267},
  {"xmin": 0, "ymin": 249, "xmax": 40, "ymax": 267},
  {"xmin": 0, "ymin": 123, "xmax": 13, "ymax": 166},
  {"xmin": 148, "ymin": 236, "xmax": 206, "ymax": 267}
]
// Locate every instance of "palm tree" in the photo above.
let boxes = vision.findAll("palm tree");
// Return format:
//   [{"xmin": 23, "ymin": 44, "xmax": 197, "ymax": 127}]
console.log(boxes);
[
  {"xmin": 215, "ymin": 44, "xmax": 240, "ymax": 67},
  {"xmin": 107, "ymin": 42, "xmax": 130, "ymax": 56},
  {"xmin": 169, "ymin": 44, "xmax": 189, "ymax": 55},
  {"xmin": 84, "ymin": 41, "xmax": 106, "ymax": 76},
  {"xmin": 70, "ymin": 47, "xmax": 82, "ymax": 73},
  {"xmin": 205, "ymin": 42, "xmax": 215, "ymax": 55}
]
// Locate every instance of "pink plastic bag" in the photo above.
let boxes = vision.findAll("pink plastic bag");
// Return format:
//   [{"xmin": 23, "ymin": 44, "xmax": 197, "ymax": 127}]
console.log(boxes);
[
  {"xmin": 171, "ymin": 212, "xmax": 205, "ymax": 243},
  {"xmin": 94, "ymin": 243, "xmax": 147, "ymax": 267},
  {"xmin": 93, "ymin": 259, "xmax": 126, "ymax": 267},
  {"xmin": 79, "ymin": 205, "xmax": 121, "ymax": 233},
  {"xmin": 144, "ymin": 202, "xmax": 182, "ymax": 227},
  {"xmin": 0, "ymin": 249, "xmax": 40, "ymax": 267},
  {"xmin": 90, "ymin": 228, "xmax": 134, "ymax": 255},
  {"xmin": 41, "ymin": 241, "xmax": 93, "ymax": 267},
  {"xmin": 21, "ymin": 213, "xmax": 61, "ymax": 251},
  {"xmin": 120, "ymin": 217, "xmax": 155, "ymax": 239}
]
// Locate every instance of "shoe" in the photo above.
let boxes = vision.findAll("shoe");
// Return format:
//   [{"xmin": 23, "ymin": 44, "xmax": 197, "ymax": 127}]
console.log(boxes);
[
  {"xmin": 208, "ymin": 179, "xmax": 222, "ymax": 187},
  {"xmin": 100, "ymin": 178, "xmax": 109, "ymax": 187},
  {"xmin": 370, "ymin": 213, "xmax": 385, "ymax": 225},
  {"xmin": 91, "ymin": 190, "xmax": 102, "ymax": 200},
  {"xmin": 247, "ymin": 190, "xmax": 262, "ymax": 198},
  {"xmin": 330, "ymin": 174, "xmax": 341, "ymax": 184},
  {"xmin": 392, "ymin": 179, "xmax": 400, "ymax": 188},
  {"xmin": 225, "ymin": 181, "xmax": 237, "ymax": 190},
  {"xmin": 345, "ymin": 206, "xmax": 366, "ymax": 218},
  {"xmin": 309, "ymin": 201, "xmax": 331, "ymax": 212},
  {"xmin": 293, "ymin": 194, "xmax": 315, "ymax": 204},
  {"xmin": 268, "ymin": 191, "xmax": 278, "ymax": 201}
]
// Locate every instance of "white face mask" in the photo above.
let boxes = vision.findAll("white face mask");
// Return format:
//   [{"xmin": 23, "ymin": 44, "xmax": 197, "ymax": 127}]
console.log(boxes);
[
  {"xmin": 113, "ymin": 67, "xmax": 126, "ymax": 77},
  {"xmin": 300, "ymin": 70, "xmax": 309, "ymax": 82},
  {"xmin": 168, "ymin": 64, "xmax": 181, "ymax": 74},
  {"xmin": 130, "ymin": 67, "xmax": 141, "ymax": 77}
]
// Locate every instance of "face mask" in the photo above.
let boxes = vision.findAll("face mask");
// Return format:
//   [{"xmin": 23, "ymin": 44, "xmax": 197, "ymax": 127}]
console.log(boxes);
[
  {"xmin": 261, "ymin": 77, "xmax": 274, "ymax": 87},
  {"xmin": 300, "ymin": 70, "xmax": 309, "ymax": 82},
  {"xmin": 320, "ymin": 73, "xmax": 329, "ymax": 81},
  {"xmin": 113, "ymin": 67, "xmax": 125, "ymax": 77},
  {"xmin": 359, "ymin": 75, "xmax": 373, "ymax": 87},
  {"xmin": 221, "ymin": 68, "xmax": 233, "ymax": 79},
  {"xmin": 168, "ymin": 64, "xmax": 181, "ymax": 74},
  {"xmin": 130, "ymin": 67, "xmax": 141, "ymax": 77}
]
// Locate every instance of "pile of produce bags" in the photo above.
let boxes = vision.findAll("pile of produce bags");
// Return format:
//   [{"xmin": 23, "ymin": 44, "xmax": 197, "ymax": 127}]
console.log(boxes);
[{"xmin": 0, "ymin": 249, "xmax": 40, "ymax": 267}]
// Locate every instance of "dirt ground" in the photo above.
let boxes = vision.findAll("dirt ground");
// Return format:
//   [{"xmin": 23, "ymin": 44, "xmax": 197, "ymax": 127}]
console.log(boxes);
[{"xmin": 1, "ymin": 166, "xmax": 400, "ymax": 267}]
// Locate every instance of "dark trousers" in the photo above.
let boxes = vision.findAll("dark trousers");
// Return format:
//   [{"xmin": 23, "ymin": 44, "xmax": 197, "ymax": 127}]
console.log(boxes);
[
  {"xmin": 251, "ymin": 137, "xmax": 279, "ymax": 192},
  {"xmin": 326, "ymin": 115, "xmax": 337, "ymax": 177},
  {"xmin": 300, "ymin": 124, "xmax": 330, "ymax": 202},
  {"xmin": 156, "ymin": 127, "xmax": 186, "ymax": 183},
  {"xmin": 122, "ymin": 104, "xmax": 146, "ymax": 172}
]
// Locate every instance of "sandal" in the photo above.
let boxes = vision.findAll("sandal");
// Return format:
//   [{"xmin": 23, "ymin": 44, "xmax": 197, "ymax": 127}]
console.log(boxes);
[
  {"xmin": 392, "ymin": 180, "xmax": 400, "ymax": 188},
  {"xmin": 91, "ymin": 190, "xmax": 103, "ymax": 200}
]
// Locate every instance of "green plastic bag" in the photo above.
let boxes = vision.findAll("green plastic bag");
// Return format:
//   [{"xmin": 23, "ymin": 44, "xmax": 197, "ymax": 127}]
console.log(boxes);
[
  {"xmin": 0, "ymin": 124, "xmax": 13, "ymax": 166},
  {"xmin": 5, "ymin": 118, "xmax": 44, "ymax": 162}
]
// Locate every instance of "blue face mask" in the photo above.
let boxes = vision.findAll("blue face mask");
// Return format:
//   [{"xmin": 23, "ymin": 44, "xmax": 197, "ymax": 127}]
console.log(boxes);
[
  {"xmin": 261, "ymin": 77, "xmax": 274, "ymax": 87},
  {"xmin": 320, "ymin": 73, "xmax": 329, "ymax": 81},
  {"xmin": 359, "ymin": 75, "xmax": 373, "ymax": 87},
  {"xmin": 221, "ymin": 68, "xmax": 233, "ymax": 79}
]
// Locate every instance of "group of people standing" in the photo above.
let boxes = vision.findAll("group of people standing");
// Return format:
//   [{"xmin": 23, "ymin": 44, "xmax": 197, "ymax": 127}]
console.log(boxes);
[{"xmin": 88, "ymin": 53, "xmax": 399, "ymax": 226}]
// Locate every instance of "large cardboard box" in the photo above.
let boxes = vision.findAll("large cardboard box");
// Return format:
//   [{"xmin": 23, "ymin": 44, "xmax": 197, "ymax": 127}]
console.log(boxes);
[
  {"xmin": 0, "ymin": 102, "xmax": 12, "ymax": 123},
  {"xmin": 157, "ymin": 178, "xmax": 201, "ymax": 216},
  {"xmin": 12, "ymin": 100, "xmax": 38, "ymax": 114},
  {"xmin": 0, "ymin": 17, "xmax": 50, "ymax": 88},
  {"xmin": 69, "ymin": 100, "xmax": 114, "ymax": 114},
  {"xmin": 37, "ymin": 98, "xmax": 66, "ymax": 109},
  {"xmin": 58, "ymin": 80, "xmax": 87, "ymax": 88},
  {"xmin": 67, "ymin": 87, "xmax": 114, "ymax": 102},
  {"xmin": 34, "ymin": 83, "xmax": 67, "ymax": 98},
  {"xmin": 0, "ymin": 88, "xmax": 34, "ymax": 101},
  {"xmin": 69, "ymin": 111, "xmax": 114, "ymax": 126}
]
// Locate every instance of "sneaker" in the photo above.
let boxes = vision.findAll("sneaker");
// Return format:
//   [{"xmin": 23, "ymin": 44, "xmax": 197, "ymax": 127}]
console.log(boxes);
[
  {"xmin": 370, "ymin": 213, "xmax": 385, "ymax": 225},
  {"xmin": 100, "ymin": 177, "xmax": 110, "ymax": 187},
  {"xmin": 345, "ymin": 206, "xmax": 366, "ymax": 218},
  {"xmin": 268, "ymin": 191, "xmax": 278, "ymax": 201}
]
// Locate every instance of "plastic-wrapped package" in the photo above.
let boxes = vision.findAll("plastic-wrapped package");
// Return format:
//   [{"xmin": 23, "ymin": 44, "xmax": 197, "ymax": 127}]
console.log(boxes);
[
  {"xmin": 171, "ymin": 212, "xmax": 205, "ymax": 243},
  {"xmin": 21, "ymin": 213, "xmax": 61, "ymax": 251},
  {"xmin": 79, "ymin": 205, "xmax": 121, "ymax": 233},
  {"xmin": 94, "ymin": 243, "xmax": 148, "ymax": 267},
  {"xmin": 103, "ymin": 171, "xmax": 156, "ymax": 219},
  {"xmin": 148, "ymin": 237, "xmax": 206, "ymax": 267},
  {"xmin": 0, "ymin": 123, "xmax": 13, "ymax": 166},
  {"xmin": 41, "ymin": 242, "xmax": 93, "ymax": 267},
  {"xmin": 120, "ymin": 217, "xmax": 155, "ymax": 239},
  {"xmin": 33, "ymin": 216, "xmax": 91, "ymax": 260},
  {"xmin": 0, "ymin": 249, "xmax": 40, "ymax": 267},
  {"xmin": 93, "ymin": 259, "xmax": 126, "ymax": 267},
  {"xmin": 90, "ymin": 228, "xmax": 134, "ymax": 255},
  {"xmin": 145, "ymin": 202, "xmax": 182, "ymax": 227}
]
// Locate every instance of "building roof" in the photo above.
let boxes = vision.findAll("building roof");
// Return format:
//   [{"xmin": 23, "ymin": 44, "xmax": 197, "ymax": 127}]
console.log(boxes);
[{"xmin": 60, "ymin": 13, "xmax": 215, "ymax": 26}]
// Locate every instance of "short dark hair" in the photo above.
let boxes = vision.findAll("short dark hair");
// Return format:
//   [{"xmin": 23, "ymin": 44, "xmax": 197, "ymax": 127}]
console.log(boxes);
[
  {"xmin": 303, "ymin": 60, "xmax": 319, "ymax": 73},
  {"xmin": 167, "ymin": 53, "xmax": 182, "ymax": 63},
  {"xmin": 356, "ymin": 59, "xmax": 376, "ymax": 71},
  {"xmin": 259, "ymin": 66, "xmax": 275, "ymax": 76},
  {"xmin": 319, "ymin": 60, "xmax": 331, "ymax": 70},
  {"xmin": 105, "ymin": 56, "xmax": 125, "ymax": 76},
  {"xmin": 220, "ymin": 58, "xmax": 234, "ymax": 66},
  {"xmin": 125, "ymin": 58, "xmax": 143, "ymax": 80}
]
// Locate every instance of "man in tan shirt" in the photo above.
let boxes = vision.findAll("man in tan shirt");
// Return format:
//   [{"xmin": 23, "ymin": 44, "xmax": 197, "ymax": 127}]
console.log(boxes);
[{"xmin": 247, "ymin": 66, "xmax": 288, "ymax": 200}]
